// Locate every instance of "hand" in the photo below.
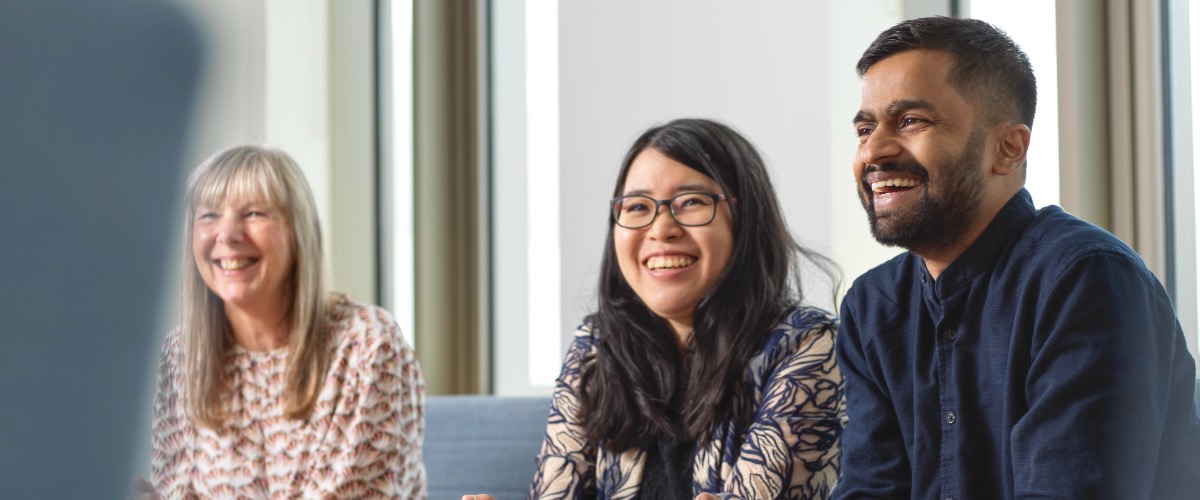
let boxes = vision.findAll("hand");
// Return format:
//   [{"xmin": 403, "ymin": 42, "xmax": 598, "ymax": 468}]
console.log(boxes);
[
  {"xmin": 462, "ymin": 495, "xmax": 496, "ymax": 500},
  {"xmin": 127, "ymin": 477, "xmax": 159, "ymax": 500},
  {"xmin": 695, "ymin": 493, "xmax": 720, "ymax": 500}
]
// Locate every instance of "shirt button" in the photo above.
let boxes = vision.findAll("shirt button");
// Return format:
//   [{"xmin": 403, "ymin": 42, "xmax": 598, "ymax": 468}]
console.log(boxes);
[
  {"xmin": 947, "ymin": 411, "xmax": 957, "ymax": 424},
  {"xmin": 943, "ymin": 329, "xmax": 956, "ymax": 341}
]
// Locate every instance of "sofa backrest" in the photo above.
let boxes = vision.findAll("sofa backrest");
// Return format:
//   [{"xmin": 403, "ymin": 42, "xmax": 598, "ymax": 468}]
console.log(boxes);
[{"xmin": 425, "ymin": 395, "xmax": 551, "ymax": 499}]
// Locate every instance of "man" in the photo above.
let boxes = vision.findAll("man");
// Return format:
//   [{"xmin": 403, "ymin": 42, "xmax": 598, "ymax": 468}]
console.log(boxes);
[{"xmin": 835, "ymin": 16, "xmax": 1200, "ymax": 499}]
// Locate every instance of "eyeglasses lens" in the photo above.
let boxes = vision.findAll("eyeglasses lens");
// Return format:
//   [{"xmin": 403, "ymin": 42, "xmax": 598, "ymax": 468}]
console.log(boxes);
[{"xmin": 613, "ymin": 194, "xmax": 716, "ymax": 228}]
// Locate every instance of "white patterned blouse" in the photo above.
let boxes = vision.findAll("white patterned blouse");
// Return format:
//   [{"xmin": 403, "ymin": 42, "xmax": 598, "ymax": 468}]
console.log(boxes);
[
  {"xmin": 530, "ymin": 306, "xmax": 845, "ymax": 500},
  {"xmin": 151, "ymin": 294, "xmax": 426, "ymax": 499}
]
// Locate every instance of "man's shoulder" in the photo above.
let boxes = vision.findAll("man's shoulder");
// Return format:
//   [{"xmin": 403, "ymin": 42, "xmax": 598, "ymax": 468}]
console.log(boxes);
[{"xmin": 1016, "ymin": 206, "xmax": 1145, "ymax": 267}]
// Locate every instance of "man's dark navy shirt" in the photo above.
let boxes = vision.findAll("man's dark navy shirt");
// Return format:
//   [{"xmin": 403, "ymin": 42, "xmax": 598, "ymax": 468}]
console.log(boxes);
[{"xmin": 834, "ymin": 189, "xmax": 1200, "ymax": 499}]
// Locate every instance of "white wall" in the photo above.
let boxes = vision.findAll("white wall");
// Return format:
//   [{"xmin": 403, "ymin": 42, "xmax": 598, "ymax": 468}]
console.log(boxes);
[
  {"xmin": 136, "ymin": 0, "xmax": 376, "ymax": 473},
  {"xmin": 557, "ymin": 0, "xmax": 894, "ymax": 334},
  {"xmin": 170, "ymin": 0, "xmax": 375, "ymax": 302},
  {"xmin": 831, "ymin": 1, "xmax": 910, "ymax": 297},
  {"xmin": 491, "ymin": 0, "xmax": 536, "ymax": 394},
  {"xmin": 493, "ymin": 0, "xmax": 905, "ymax": 394}
]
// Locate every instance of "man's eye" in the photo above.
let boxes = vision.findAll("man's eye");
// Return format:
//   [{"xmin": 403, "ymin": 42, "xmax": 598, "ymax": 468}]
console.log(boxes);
[
  {"xmin": 899, "ymin": 116, "xmax": 923, "ymax": 128},
  {"xmin": 856, "ymin": 126, "xmax": 873, "ymax": 137}
]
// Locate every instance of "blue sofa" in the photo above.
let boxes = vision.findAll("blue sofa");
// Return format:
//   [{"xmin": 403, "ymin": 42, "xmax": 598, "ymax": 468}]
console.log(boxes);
[
  {"xmin": 425, "ymin": 396, "xmax": 551, "ymax": 499},
  {"xmin": 422, "ymin": 384, "xmax": 1200, "ymax": 499}
]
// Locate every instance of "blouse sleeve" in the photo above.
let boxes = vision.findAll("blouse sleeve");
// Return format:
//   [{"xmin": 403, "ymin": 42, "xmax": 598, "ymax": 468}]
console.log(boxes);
[
  {"xmin": 529, "ymin": 325, "xmax": 599, "ymax": 499},
  {"xmin": 150, "ymin": 329, "xmax": 197, "ymax": 499},
  {"xmin": 316, "ymin": 313, "xmax": 427, "ymax": 499},
  {"xmin": 722, "ymin": 318, "xmax": 845, "ymax": 500}
]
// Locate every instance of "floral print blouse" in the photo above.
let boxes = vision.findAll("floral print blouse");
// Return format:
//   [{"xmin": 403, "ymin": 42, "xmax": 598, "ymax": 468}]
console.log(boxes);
[
  {"xmin": 530, "ymin": 307, "xmax": 844, "ymax": 499},
  {"xmin": 151, "ymin": 295, "xmax": 426, "ymax": 499}
]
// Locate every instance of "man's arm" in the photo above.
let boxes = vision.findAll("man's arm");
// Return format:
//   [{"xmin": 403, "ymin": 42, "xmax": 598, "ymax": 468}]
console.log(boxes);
[
  {"xmin": 1014, "ymin": 250, "xmax": 1182, "ymax": 497},
  {"xmin": 832, "ymin": 293, "xmax": 912, "ymax": 499}
]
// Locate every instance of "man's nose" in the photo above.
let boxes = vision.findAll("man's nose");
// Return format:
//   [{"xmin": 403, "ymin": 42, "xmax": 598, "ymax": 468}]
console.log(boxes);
[{"xmin": 858, "ymin": 126, "xmax": 902, "ymax": 167}]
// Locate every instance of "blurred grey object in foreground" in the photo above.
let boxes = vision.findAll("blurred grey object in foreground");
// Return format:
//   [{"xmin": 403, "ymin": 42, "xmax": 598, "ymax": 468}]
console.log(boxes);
[{"xmin": 0, "ymin": 0, "xmax": 202, "ymax": 497}]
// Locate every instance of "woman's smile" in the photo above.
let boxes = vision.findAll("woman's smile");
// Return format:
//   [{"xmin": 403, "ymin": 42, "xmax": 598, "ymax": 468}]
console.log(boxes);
[
  {"xmin": 614, "ymin": 148, "xmax": 734, "ymax": 335},
  {"xmin": 192, "ymin": 198, "xmax": 293, "ymax": 315}
]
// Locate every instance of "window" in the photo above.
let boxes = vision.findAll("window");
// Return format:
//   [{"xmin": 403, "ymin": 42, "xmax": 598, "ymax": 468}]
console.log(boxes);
[
  {"xmin": 382, "ymin": 0, "xmax": 416, "ymax": 347},
  {"xmin": 967, "ymin": 0, "xmax": 1060, "ymax": 208},
  {"xmin": 1165, "ymin": 0, "xmax": 1200, "ymax": 365},
  {"xmin": 490, "ymin": 0, "xmax": 563, "ymax": 394}
]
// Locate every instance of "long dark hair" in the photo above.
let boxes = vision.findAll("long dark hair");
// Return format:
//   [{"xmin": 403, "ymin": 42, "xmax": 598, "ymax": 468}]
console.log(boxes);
[{"xmin": 579, "ymin": 118, "xmax": 838, "ymax": 452}]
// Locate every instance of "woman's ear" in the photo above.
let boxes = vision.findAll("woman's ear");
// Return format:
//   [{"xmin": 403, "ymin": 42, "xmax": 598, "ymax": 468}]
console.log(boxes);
[{"xmin": 992, "ymin": 123, "xmax": 1031, "ymax": 176}]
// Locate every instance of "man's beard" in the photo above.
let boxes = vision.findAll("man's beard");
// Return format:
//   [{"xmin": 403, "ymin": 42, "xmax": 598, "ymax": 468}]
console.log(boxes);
[{"xmin": 861, "ymin": 129, "xmax": 986, "ymax": 253}]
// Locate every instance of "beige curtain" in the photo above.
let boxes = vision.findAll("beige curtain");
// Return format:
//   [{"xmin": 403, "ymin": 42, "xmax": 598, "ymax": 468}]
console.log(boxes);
[
  {"xmin": 1057, "ymin": 0, "xmax": 1166, "ymax": 278},
  {"xmin": 413, "ymin": 0, "xmax": 485, "ymax": 394}
]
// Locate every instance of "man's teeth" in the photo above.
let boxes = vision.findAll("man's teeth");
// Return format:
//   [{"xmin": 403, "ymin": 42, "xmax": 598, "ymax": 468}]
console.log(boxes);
[
  {"xmin": 647, "ymin": 256, "xmax": 696, "ymax": 270},
  {"xmin": 871, "ymin": 178, "xmax": 921, "ymax": 192},
  {"xmin": 219, "ymin": 259, "xmax": 254, "ymax": 270}
]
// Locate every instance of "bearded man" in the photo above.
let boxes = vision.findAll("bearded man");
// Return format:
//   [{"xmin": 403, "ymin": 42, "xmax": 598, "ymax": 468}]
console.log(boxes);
[{"xmin": 835, "ymin": 16, "xmax": 1200, "ymax": 499}]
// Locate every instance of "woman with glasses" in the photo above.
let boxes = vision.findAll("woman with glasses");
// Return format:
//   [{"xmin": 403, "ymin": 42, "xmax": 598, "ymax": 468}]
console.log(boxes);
[{"xmin": 469, "ymin": 118, "xmax": 844, "ymax": 500}]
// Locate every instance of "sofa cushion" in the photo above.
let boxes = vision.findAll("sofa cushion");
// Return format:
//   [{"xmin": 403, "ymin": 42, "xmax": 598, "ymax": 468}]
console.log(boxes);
[{"xmin": 425, "ymin": 395, "xmax": 550, "ymax": 499}]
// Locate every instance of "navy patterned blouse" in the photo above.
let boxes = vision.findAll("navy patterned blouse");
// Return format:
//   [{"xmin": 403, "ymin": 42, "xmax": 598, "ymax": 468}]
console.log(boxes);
[{"xmin": 529, "ymin": 307, "xmax": 844, "ymax": 499}]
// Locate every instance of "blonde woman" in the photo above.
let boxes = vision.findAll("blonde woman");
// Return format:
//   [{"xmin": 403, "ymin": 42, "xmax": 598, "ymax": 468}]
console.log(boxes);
[{"xmin": 149, "ymin": 145, "xmax": 426, "ymax": 498}]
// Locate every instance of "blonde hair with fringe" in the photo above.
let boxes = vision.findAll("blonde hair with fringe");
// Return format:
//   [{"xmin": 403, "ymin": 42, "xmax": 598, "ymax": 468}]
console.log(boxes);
[{"xmin": 180, "ymin": 145, "xmax": 330, "ymax": 429}]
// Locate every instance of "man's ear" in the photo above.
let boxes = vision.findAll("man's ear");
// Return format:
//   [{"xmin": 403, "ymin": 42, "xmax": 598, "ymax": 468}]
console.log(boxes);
[{"xmin": 992, "ymin": 123, "xmax": 1031, "ymax": 176}]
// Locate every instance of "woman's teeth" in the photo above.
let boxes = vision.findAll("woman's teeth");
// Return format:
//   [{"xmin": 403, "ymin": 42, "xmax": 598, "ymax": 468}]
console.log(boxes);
[
  {"xmin": 647, "ymin": 256, "xmax": 696, "ymax": 270},
  {"xmin": 219, "ymin": 259, "xmax": 254, "ymax": 270},
  {"xmin": 871, "ymin": 177, "xmax": 921, "ymax": 193}
]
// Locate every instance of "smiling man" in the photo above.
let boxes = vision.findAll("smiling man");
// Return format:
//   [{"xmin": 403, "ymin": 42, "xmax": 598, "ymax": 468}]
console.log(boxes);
[{"xmin": 834, "ymin": 17, "xmax": 1200, "ymax": 499}]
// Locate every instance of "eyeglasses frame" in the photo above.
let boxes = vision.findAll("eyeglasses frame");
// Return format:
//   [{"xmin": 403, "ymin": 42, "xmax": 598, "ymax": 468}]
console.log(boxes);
[{"xmin": 610, "ymin": 192, "xmax": 737, "ymax": 229}]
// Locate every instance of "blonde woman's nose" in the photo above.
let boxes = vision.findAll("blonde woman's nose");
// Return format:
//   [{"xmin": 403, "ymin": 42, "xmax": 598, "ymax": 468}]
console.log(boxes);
[{"xmin": 214, "ymin": 213, "xmax": 245, "ymax": 244}]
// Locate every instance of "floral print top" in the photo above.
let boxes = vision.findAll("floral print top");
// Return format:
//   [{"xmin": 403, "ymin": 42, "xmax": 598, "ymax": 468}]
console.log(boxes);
[
  {"xmin": 530, "ymin": 307, "xmax": 844, "ymax": 500},
  {"xmin": 151, "ymin": 295, "xmax": 426, "ymax": 499}
]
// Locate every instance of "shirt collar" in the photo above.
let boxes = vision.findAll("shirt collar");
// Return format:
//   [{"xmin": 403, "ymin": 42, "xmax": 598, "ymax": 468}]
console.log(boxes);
[{"xmin": 923, "ymin": 188, "xmax": 1037, "ymax": 298}]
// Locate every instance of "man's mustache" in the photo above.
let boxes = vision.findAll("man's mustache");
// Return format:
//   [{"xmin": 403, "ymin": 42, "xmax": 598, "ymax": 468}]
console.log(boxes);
[{"xmin": 862, "ymin": 160, "xmax": 931, "ymax": 185}]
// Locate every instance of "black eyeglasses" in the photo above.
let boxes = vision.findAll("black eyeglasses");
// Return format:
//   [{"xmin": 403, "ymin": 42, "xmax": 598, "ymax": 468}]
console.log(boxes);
[{"xmin": 610, "ymin": 192, "xmax": 735, "ymax": 229}]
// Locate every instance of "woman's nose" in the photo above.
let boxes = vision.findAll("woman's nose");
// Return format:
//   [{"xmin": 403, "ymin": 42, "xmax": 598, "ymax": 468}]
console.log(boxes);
[
  {"xmin": 215, "ymin": 214, "xmax": 244, "ymax": 244},
  {"xmin": 646, "ymin": 205, "xmax": 682, "ymax": 240}
]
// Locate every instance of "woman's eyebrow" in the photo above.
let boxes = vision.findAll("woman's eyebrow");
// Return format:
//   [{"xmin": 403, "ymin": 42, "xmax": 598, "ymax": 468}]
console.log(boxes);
[
  {"xmin": 672, "ymin": 183, "xmax": 714, "ymax": 193},
  {"xmin": 622, "ymin": 183, "xmax": 715, "ymax": 197}
]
